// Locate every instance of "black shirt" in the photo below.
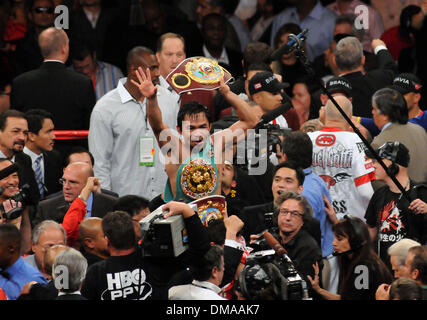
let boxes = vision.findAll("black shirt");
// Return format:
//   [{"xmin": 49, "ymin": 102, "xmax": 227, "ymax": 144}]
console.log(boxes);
[{"xmin": 365, "ymin": 181, "xmax": 425, "ymax": 270}]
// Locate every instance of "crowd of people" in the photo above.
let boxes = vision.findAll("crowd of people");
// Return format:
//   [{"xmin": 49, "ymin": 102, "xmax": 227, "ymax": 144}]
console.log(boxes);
[{"xmin": 0, "ymin": 0, "xmax": 427, "ymax": 302}]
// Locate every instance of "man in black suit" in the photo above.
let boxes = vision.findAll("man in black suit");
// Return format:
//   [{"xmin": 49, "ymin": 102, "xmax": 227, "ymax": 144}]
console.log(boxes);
[
  {"xmin": 33, "ymin": 162, "xmax": 117, "ymax": 227},
  {"xmin": 0, "ymin": 110, "xmax": 40, "ymax": 207},
  {"xmin": 333, "ymin": 37, "xmax": 398, "ymax": 118},
  {"xmin": 240, "ymin": 161, "xmax": 321, "ymax": 247},
  {"xmin": 52, "ymin": 247, "xmax": 88, "ymax": 300},
  {"xmin": 24, "ymin": 109, "xmax": 62, "ymax": 200},
  {"xmin": 10, "ymin": 27, "xmax": 96, "ymax": 154},
  {"xmin": 195, "ymin": 13, "xmax": 243, "ymax": 79}
]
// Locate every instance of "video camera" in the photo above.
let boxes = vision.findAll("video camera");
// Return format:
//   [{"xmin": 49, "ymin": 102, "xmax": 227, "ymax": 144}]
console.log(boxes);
[
  {"xmin": 0, "ymin": 184, "xmax": 31, "ymax": 220},
  {"xmin": 138, "ymin": 204, "xmax": 197, "ymax": 258},
  {"xmin": 238, "ymin": 232, "xmax": 310, "ymax": 300}
]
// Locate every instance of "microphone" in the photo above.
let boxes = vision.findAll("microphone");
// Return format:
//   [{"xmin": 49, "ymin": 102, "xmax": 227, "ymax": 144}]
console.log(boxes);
[
  {"xmin": 263, "ymin": 231, "xmax": 288, "ymax": 256},
  {"xmin": 271, "ymin": 29, "xmax": 308, "ymax": 61},
  {"xmin": 254, "ymin": 103, "xmax": 291, "ymax": 129}
]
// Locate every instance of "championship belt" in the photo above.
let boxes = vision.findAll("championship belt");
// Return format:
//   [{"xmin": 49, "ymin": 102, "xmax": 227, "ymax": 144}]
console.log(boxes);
[
  {"xmin": 189, "ymin": 195, "xmax": 227, "ymax": 227},
  {"xmin": 180, "ymin": 158, "xmax": 218, "ymax": 200},
  {"xmin": 166, "ymin": 57, "xmax": 233, "ymax": 94}
]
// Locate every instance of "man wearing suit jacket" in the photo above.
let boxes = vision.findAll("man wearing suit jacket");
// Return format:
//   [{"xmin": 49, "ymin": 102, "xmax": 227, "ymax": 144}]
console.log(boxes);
[
  {"xmin": 24, "ymin": 109, "xmax": 62, "ymax": 200},
  {"xmin": 0, "ymin": 110, "xmax": 40, "ymax": 207},
  {"xmin": 52, "ymin": 247, "xmax": 88, "ymax": 300},
  {"xmin": 33, "ymin": 162, "xmax": 117, "ymax": 228},
  {"xmin": 333, "ymin": 37, "xmax": 398, "ymax": 118},
  {"xmin": 10, "ymin": 27, "xmax": 96, "ymax": 153}
]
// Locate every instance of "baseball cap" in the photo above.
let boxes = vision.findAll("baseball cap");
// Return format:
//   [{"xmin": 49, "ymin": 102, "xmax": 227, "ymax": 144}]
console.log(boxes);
[
  {"xmin": 390, "ymin": 73, "xmax": 423, "ymax": 95},
  {"xmin": 248, "ymin": 71, "xmax": 289, "ymax": 96},
  {"xmin": 365, "ymin": 141, "xmax": 410, "ymax": 167},
  {"xmin": 325, "ymin": 77, "xmax": 353, "ymax": 97}
]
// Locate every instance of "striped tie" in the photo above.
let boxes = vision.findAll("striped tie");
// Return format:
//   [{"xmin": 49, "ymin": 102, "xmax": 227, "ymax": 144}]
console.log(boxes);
[{"xmin": 35, "ymin": 155, "xmax": 44, "ymax": 198}]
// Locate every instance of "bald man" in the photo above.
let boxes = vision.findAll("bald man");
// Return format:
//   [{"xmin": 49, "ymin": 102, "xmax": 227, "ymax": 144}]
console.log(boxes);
[
  {"xmin": 78, "ymin": 217, "xmax": 109, "ymax": 266},
  {"xmin": 11, "ymin": 27, "xmax": 96, "ymax": 152},
  {"xmin": 307, "ymin": 96, "xmax": 375, "ymax": 221},
  {"xmin": 88, "ymin": 46, "xmax": 180, "ymax": 199},
  {"xmin": 33, "ymin": 162, "xmax": 117, "ymax": 227}
]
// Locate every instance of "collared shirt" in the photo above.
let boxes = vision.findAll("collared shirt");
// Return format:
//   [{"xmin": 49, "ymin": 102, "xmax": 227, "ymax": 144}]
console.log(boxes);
[
  {"xmin": 44, "ymin": 59, "xmax": 64, "ymax": 64},
  {"xmin": 89, "ymin": 78, "xmax": 180, "ymax": 200},
  {"xmin": 381, "ymin": 122, "xmax": 392, "ymax": 132},
  {"xmin": 327, "ymin": 0, "xmax": 384, "ymax": 53},
  {"xmin": 0, "ymin": 150, "xmax": 15, "ymax": 162},
  {"xmin": 202, "ymin": 45, "xmax": 230, "ymax": 66},
  {"xmin": 23, "ymin": 146, "xmax": 44, "ymax": 183},
  {"xmin": 0, "ymin": 257, "xmax": 47, "ymax": 300},
  {"xmin": 168, "ymin": 280, "xmax": 226, "ymax": 300},
  {"xmin": 302, "ymin": 167, "xmax": 334, "ymax": 257},
  {"xmin": 58, "ymin": 290, "xmax": 81, "ymax": 296},
  {"xmin": 270, "ymin": 0, "xmax": 337, "ymax": 61},
  {"xmin": 251, "ymin": 15, "xmax": 275, "ymax": 41},
  {"xmin": 70, "ymin": 60, "xmax": 123, "ymax": 101},
  {"xmin": 83, "ymin": 8, "xmax": 100, "ymax": 28}
]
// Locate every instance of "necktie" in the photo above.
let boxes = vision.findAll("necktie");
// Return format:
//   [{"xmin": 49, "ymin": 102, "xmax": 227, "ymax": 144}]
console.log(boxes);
[{"xmin": 35, "ymin": 155, "xmax": 44, "ymax": 198}]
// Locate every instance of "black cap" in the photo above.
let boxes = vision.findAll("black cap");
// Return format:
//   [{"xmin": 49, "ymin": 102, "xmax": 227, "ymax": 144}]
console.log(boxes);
[
  {"xmin": 366, "ymin": 141, "xmax": 410, "ymax": 167},
  {"xmin": 248, "ymin": 71, "xmax": 289, "ymax": 96},
  {"xmin": 325, "ymin": 76, "xmax": 353, "ymax": 97},
  {"xmin": 390, "ymin": 73, "xmax": 423, "ymax": 95}
]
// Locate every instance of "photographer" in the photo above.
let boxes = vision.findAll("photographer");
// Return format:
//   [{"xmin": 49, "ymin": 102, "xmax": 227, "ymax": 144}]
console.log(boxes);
[
  {"xmin": 0, "ymin": 158, "xmax": 32, "ymax": 254},
  {"xmin": 81, "ymin": 201, "xmax": 211, "ymax": 300},
  {"xmin": 252, "ymin": 191, "xmax": 323, "ymax": 291}
]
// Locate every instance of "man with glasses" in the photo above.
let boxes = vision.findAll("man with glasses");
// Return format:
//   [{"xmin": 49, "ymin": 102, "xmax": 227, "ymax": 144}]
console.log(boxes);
[
  {"xmin": 33, "ymin": 162, "xmax": 116, "ymax": 228},
  {"xmin": 13, "ymin": 0, "xmax": 55, "ymax": 75}
]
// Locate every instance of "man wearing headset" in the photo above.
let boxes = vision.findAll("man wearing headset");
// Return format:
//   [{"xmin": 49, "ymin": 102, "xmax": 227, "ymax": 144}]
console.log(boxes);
[{"xmin": 364, "ymin": 141, "xmax": 427, "ymax": 272}]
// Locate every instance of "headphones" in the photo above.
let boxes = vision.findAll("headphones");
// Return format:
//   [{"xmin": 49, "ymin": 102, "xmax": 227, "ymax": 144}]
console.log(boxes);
[
  {"xmin": 387, "ymin": 141, "xmax": 400, "ymax": 176},
  {"xmin": 344, "ymin": 215, "xmax": 366, "ymax": 251}
]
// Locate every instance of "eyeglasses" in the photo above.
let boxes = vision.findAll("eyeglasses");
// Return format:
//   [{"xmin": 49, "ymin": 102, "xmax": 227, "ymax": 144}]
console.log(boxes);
[
  {"xmin": 278, "ymin": 210, "xmax": 303, "ymax": 218},
  {"xmin": 59, "ymin": 178, "xmax": 79, "ymax": 187},
  {"xmin": 33, "ymin": 6, "xmax": 54, "ymax": 14}
]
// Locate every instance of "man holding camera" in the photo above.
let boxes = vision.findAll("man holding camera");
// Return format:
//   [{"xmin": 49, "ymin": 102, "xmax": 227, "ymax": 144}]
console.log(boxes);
[{"xmin": 0, "ymin": 159, "xmax": 32, "ymax": 254}]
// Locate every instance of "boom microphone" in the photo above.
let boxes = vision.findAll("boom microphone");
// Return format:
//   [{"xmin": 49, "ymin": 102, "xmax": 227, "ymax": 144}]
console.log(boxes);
[
  {"xmin": 263, "ymin": 231, "xmax": 288, "ymax": 256},
  {"xmin": 254, "ymin": 103, "xmax": 291, "ymax": 129},
  {"xmin": 271, "ymin": 29, "xmax": 308, "ymax": 61}
]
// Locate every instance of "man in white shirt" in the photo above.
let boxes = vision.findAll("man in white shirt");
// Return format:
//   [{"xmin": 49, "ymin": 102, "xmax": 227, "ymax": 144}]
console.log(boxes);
[
  {"xmin": 89, "ymin": 46, "xmax": 179, "ymax": 199},
  {"xmin": 169, "ymin": 245, "xmax": 226, "ymax": 300},
  {"xmin": 307, "ymin": 96, "xmax": 375, "ymax": 221}
]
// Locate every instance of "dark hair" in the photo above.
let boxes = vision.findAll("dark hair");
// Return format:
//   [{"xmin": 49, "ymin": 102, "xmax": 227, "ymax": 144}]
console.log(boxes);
[
  {"xmin": 102, "ymin": 211, "xmax": 136, "ymax": 250},
  {"xmin": 113, "ymin": 195, "xmax": 150, "ymax": 217},
  {"xmin": 408, "ymin": 246, "xmax": 427, "ymax": 284},
  {"xmin": 399, "ymin": 5, "xmax": 422, "ymax": 40},
  {"xmin": 202, "ymin": 13, "xmax": 227, "ymax": 31},
  {"xmin": 64, "ymin": 147, "xmax": 95, "ymax": 167},
  {"xmin": 207, "ymin": 220, "xmax": 226, "ymax": 246},
  {"xmin": 273, "ymin": 191, "xmax": 312, "ymax": 225},
  {"xmin": 372, "ymin": 88, "xmax": 408, "ymax": 124},
  {"xmin": 126, "ymin": 46, "xmax": 154, "ymax": 73},
  {"xmin": 273, "ymin": 23, "xmax": 302, "ymax": 49},
  {"xmin": 332, "ymin": 217, "xmax": 393, "ymax": 294},
  {"xmin": 243, "ymin": 42, "xmax": 274, "ymax": 75},
  {"xmin": 273, "ymin": 161, "xmax": 305, "ymax": 186},
  {"xmin": 0, "ymin": 223, "xmax": 21, "ymax": 252},
  {"xmin": 191, "ymin": 245, "xmax": 223, "ymax": 281},
  {"xmin": 282, "ymin": 131, "xmax": 313, "ymax": 169},
  {"xmin": 24, "ymin": 109, "xmax": 54, "ymax": 134},
  {"xmin": 26, "ymin": 0, "xmax": 54, "ymax": 12},
  {"xmin": 0, "ymin": 110, "xmax": 26, "ymax": 131},
  {"xmin": 247, "ymin": 62, "xmax": 272, "ymax": 74},
  {"xmin": 177, "ymin": 101, "xmax": 212, "ymax": 130},
  {"xmin": 70, "ymin": 41, "xmax": 95, "ymax": 61},
  {"xmin": 389, "ymin": 277, "xmax": 422, "ymax": 300}
]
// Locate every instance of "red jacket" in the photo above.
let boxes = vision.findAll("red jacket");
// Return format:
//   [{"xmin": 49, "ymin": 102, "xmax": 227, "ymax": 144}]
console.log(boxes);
[{"xmin": 61, "ymin": 197, "xmax": 87, "ymax": 248}]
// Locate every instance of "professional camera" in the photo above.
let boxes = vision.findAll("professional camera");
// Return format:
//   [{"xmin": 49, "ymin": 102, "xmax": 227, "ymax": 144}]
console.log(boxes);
[
  {"xmin": 0, "ymin": 184, "xmax": 31, "ymax": 220},
  {"xmin": 237, "ymin": 124, "xmax": 291, "ymax": 172},
  {"xmin": 138, "ymin": 204, "xmax": 197, "ymax": 258},
  {"xmin": 238, "ymin": 231, "xmax": 311, "ymax": 300}
]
